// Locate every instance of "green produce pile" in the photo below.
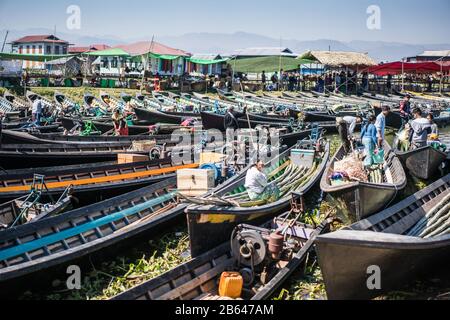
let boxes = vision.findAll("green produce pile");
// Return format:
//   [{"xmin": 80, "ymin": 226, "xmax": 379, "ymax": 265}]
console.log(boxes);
[{"xmin": 20, "ymin": 230, "xmax": 190, "ymax": 300}]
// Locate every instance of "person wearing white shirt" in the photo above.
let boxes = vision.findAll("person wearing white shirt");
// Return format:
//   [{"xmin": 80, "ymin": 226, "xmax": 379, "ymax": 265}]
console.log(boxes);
[
  {"xmin": 342, "ymin": 115, "xmax": 363, "ymax": 138},
  {"xmin": 32, "ymin": 97, "xmax": 43, "ymax": 125},
  {"xmin": 245, "ymin": 161, "xmax": 268, "ymax": 200},
  {"xmin": 375, "ymin": 106, "xmax": 391, "ymax": 148}
]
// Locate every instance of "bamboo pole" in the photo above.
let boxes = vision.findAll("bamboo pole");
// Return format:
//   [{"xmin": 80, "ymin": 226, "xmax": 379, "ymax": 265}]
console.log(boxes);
[{"xmin": 401, "ymin": 58, "xmax": 405, "ymax": 92}]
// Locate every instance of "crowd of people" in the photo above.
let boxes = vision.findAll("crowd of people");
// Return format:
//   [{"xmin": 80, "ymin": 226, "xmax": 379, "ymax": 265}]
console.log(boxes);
[
  {"xmin": 337, "ymin": 96, "xmax": 443, "ymax": 168},
  {"xmin": 256, "ymin": 69, "xmax": 370, "ymax": 94}
]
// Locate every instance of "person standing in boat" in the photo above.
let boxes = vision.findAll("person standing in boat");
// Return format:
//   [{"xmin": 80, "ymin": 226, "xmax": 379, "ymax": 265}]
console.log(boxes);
[
  {"xmin": 245, "ymin": 160, "xmax": 279, "ymax": 201},
  {"xmin": 112, "ymin": 109, "xmax": 129, "ymax": 136},
  {"xmin": 336, "ymin": 116, "xmax": 362, "ymax": 153},
  {"xmin": 224, "ymin": 105, "xmax": 247, "ymax": 142},
  {"xmin": 261, "ymin": 71, "xmax": 267, "ymax": 91},
  {"xmin": 427, "ymin": 113, "xmax": 439, "ymax": 136},
  {"xmin": 31, "ymin": 96, "xmax": 43, "ymax": 126},
  {"xmin": 375, "ymin": 105, "xmax": 390, "ymax": 148},
  {"xmin": 342, "ymin": 115, "xmax": 363, "ymax": 139},
  {"xmin": 410, "ymin": 108, "xmax": 432, "ymax": 149},
  {"xmin": 361, "ymin": 116, "xmax": 378, "ymax": 167},
  {"xmin": 399, "ymin": 94, "xmax": 412, "ymax": 128}
]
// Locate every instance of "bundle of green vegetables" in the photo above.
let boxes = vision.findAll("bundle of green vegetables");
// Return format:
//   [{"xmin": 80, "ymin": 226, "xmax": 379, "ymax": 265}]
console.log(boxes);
[{"xmin": 407, "ymin": 192, "xmax": 450, "ymax": 238}]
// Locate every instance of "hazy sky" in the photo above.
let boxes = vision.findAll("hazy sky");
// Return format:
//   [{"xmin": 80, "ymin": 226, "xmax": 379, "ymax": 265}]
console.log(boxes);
[{"xmin": 0, "ymin": 0, "xmax": 449, "ymax": 44}]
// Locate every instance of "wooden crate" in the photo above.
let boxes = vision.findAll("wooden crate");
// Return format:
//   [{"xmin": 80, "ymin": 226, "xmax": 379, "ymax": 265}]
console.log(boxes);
[
  {"xmin": 118, "ymin": 153, "xmax": 149, "ymax": 164},
  {"xmin": 177, "ymin": 169, "xmax": 215, "ymax": 197},
  {"xmin": 131, "ymin": 140, "xmax": 156, "ymax": 152},
  {"xmin": 199, "ymin": 152, "xmax": 226, "ymax": 165}
]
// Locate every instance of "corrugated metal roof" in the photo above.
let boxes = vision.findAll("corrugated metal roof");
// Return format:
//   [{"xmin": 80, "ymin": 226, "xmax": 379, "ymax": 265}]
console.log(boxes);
[
  {"xmin": 190, "ymin": 54, "xmax": 222, "ymax": 60},
  {"xmin": 418, "ymin": 50, "xmax": 450, "ymax": 57},
  {"xmin": 231, "ymin": 47, "xmax": 297, "ymax": 57},
  {"xmin": 115, "ymin": 41, "xmax": 190, "ymax": 57},
  {"xmin": 11, "ymin": 35, "xmax": 69, "ymax": 44}
]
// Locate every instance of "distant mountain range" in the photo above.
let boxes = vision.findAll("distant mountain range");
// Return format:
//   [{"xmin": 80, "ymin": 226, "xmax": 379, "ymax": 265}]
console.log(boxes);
[{"xmin": 2, "ymin": 29, "xmax": 449, "ymax": 62}]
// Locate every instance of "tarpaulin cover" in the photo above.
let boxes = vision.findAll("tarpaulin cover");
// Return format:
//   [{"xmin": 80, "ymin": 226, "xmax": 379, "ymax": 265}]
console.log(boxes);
[
  {"xmin": 232, "ymin": 56, "xmax": 316, "ymax": 73},
  {"xmin": 368, "ymin": 62, "xmax": 450, "ymax": 76},
  {"xmin": 84, "ymin": 48, "xmax": 130, "ymax": 57},
  {"xmin": 188, "ymin": 58, "xmax": 229, "ymax": 65}
]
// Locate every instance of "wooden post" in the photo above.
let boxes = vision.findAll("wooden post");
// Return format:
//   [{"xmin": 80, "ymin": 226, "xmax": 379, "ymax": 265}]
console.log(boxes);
[{"xmin": 401, "ymin": 59, "xmax": 405, "ymax": 92}]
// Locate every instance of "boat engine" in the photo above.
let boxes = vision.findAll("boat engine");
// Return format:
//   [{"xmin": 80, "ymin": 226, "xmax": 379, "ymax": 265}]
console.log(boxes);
[{"xmin": 231, "ymin": 224, "xmax": 300, "ymax": 287}]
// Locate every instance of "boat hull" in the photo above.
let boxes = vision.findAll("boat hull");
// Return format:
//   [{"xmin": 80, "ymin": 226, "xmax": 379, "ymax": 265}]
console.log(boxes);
[
  {"xmin": 395, "ymin": 146, "xmax": 447, "ymax": 180},
  {"xmin": 316, "ymin": 175, "xmax": 450, "ymax": 299},
  {"xmin": 320, "ymin": 141, "xmax": 407, "ymax": 222},
  {"xmin": 187, "ymin": 141, "xmax": 330, "ymax": 257},
  {"xmin": 316, "ymin": 232, "xmax": 450, "ymax": 300}
]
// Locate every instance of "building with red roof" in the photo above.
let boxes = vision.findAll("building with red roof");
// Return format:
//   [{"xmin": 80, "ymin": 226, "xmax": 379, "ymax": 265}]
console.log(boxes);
[
  {"xmin": 9, "ymin": 35, "xmax": 72, "ymax": 69},
  {"xmin": 68, "ymin": 44, "xmax": 111, "ymax": 54}
]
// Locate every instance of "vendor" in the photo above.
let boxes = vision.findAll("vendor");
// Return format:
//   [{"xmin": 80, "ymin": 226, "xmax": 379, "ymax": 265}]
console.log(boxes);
[
  {"xmin": 112, "ymin": 109, "xmax": 129, "ymax": 136},
  {"xmin": 375, "ymin": 106, "xmax": 390, "ymax": 148},
  {"xmin": 427, "ymin": 113, "xmax": 439, "ymax": 136},
  {"xmin": 340, "ymin": 115, "xmax": 363, "ymax": 138},
  {"xmin": 337, "ymin": 118, "xmax": 351, "ymax": 153},
  {"xmin": 399, "ymin": 94, "xmax": 412, "ymax": 128},
  {"xmin": 410, "ymin": 108, "xmax": 432, "ymax": 149},
  {"xmin": 360, "ymin": 115, "xmax": 378, "ymax": 167},
  {"xmin": 245, "ymin": 160, "xmax": 279, "ymax": 201},
  {"xmin": 224, "ymin": 105, "xmax": 246, "ymax": 142}
]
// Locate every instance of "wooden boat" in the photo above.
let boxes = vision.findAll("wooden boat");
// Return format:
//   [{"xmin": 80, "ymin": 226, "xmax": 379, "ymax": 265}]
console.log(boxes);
[
  {"xmin": 0, "ymin": 143, "xmax": 158, "ymax": 169},
  {"xmin": 200, "ymin": 111, "xmax": 285, "ymax": 132},
  {"xmin": 0, "ymin": 158, "xmax": 248, "ymax": 294},
  {"xmin": 120, "ymin": 92, "xmax": 144, "ymax": 108},
  {"xmin": 0, "ymin": 191, "xmax": 73, "ymax": 230},
  {"xmin": 134, "ymin": 107, "xmax": 198, "ymax": 125},
  {"xmin": 0, "ymin": 158, "xmax": 197, "ymax": 203},
  {"xmin": 25, "ymin": 91, "xmax": 54, "ymax": 111},
  {"xmin": 83, "ymin": 93, "xmax": 108, "ymax": 112},
  {"xmin": 89, "ymin": 120, "xmax": 160, "ymax": 135},
  {"xmin": 316, "ymin": 174, "xmax": 450, "ymax": 300},
  {"xmin": 320, "ymin": 141, "xmax": 407, "ymax": 222},
  {"xmin": 393, "ymin": 137, "xmax": 447, "ymax": 180},
  {"xmin": 0, "ymin": 180, "xmax": 180, "ymax": 291},
  {"xmin": 186, "ymin": 140, "xmax": 330, "ymax": 257},
  {"xmin": 54, "ymin": 91, "xmax": 77, "ymax": 110},
  {"xmin": 112, "ymin": 213, "xmax": 330, "ymax": 301},
  {"xmin": 0, "ymin": 96, "xmax": 15, "ymax": 114},
  {"xmin": 217, "ymin": 89, "xmax": 237, "ymax": 102},
  {"xmin": 4, "ymin": 121, "xmax": 61, "ymax": 133},
  {"xmin": 100, "ymin": 91, "xmax": 122, "ymax": 110},
  {"xmin": 0, "ymin": 129, "xmax": 172, "ymax": 146},
  {"xmin": 289, "ymin": 109, "xmax": 336, "ymax": 122},
  {"xmin": 3, "ymin": 91, "xmax": 30, "ymax": 111}
]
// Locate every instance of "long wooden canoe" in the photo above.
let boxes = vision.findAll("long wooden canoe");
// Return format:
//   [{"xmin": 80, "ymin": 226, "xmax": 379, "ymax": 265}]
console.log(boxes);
[
  {"xmin": 112, "ymin": 214, "xmax": 330, "ymax": 301},
  {"xmin": 0, "ymin": 159, "xmax": 248, "ymax": 294},
  {"xmin": 316, "ymin": 174, "xmax": 450, "ymax": 300},
  {"xmin": 0, "ymin": 158, "xmax": 197, "ymax": 203},
  {"xmin": 0, "ymin": 143, "xmax": 161, "ymax": 169},
  {"xmin": 320, "ymin": 141, "xmax": 407, "ymax": 222},
  {"xmin": 186, "ymin": 140, "xmax": 330, "ymax": 257},
  {"xmin": 393, "ymin": 138, "xmax": 447, "ymax": 180}
]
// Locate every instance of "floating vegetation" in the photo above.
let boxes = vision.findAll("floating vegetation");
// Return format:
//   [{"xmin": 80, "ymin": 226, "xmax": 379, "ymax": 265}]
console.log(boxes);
[{"xmin": 20, "ymin": 230, "xmax": 190, "ymax": 300}]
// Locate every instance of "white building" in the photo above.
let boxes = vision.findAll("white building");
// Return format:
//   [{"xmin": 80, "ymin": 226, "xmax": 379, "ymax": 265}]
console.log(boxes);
[{"xmin": 10, "ymin": 35, "xmax": 71, "ymax": 69}]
